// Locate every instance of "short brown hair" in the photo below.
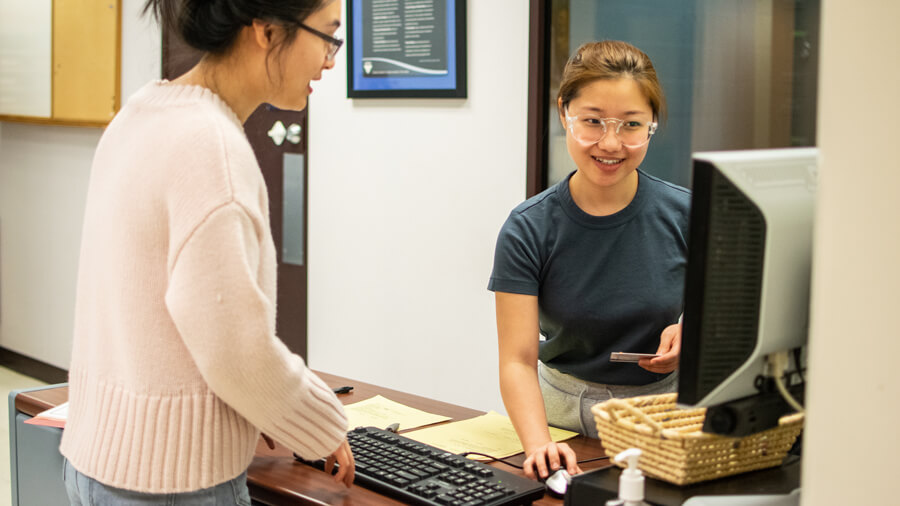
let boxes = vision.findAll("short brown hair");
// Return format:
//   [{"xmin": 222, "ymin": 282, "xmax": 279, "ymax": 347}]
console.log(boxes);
[{"xmin": 558, "ymin": 40, "xmax": 666, "ymax": 123}]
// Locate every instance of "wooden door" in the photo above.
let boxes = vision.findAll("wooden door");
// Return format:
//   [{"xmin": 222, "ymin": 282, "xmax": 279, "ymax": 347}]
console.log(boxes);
[{"xmin": 163, "ymin": 32, "xmax": 309, "ymax": 358}]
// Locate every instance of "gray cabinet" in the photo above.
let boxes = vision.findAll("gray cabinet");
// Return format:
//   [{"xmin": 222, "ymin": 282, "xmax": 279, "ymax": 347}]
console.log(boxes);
[{"xmin": 8, "ymin": 384, "xmax": 68, "ymax": 506}]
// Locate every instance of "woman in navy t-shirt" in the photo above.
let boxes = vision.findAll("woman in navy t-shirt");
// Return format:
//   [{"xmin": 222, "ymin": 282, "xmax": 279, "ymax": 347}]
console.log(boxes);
[{"xmin": 489, "ymin": 40, "xmax": 690, "ymax": 481}]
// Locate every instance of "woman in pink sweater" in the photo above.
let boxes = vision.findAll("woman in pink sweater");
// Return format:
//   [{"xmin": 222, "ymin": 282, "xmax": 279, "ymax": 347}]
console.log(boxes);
[{"xmin": 59, "ymin": 0, "xmax": 353, "ymax": 503}]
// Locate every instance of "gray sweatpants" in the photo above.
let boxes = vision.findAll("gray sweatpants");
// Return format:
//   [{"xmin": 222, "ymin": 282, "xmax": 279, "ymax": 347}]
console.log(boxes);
[{"xmin": 538, "ymin": 361, "xmax": 678, "ymax": 438}]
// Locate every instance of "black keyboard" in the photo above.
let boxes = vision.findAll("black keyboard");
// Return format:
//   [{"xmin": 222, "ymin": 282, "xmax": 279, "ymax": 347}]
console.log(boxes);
[{"xmin": 295, "ymin": 426, "xmax": 546, "ymax": 505}]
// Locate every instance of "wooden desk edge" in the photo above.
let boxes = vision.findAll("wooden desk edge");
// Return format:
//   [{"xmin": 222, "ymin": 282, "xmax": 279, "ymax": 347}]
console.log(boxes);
[
  {"xmin": 14, "ymin": 385, "xmax": 69, "ymax": 417},
  {"xmin": 11, "ymin": 374, "xmax": 609, "ymax": 505}
]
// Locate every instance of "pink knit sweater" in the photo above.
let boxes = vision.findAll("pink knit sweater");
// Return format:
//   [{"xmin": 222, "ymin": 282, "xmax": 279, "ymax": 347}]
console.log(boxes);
[{"xmin": 59, "ymin": 81, "xmax": 348, "ymax": 493}]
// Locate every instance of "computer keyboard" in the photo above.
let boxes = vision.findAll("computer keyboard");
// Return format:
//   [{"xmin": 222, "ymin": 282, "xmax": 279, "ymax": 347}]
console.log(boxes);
[{"xmin": 295, "ymin": 426, "xmax": 547, "ymax": 505}]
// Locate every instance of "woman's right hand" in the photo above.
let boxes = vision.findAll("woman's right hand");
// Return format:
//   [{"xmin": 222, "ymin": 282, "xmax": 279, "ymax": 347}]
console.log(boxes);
[
  {"xmin": 495, "ymin": 293, "xmax": 583, "ymax": 481},
  {"xmin": 324, "ymin": 439, "xmax": 355, "ymax": 488},
  {"xmin": 523, "ymin": 441, "xmax": 583, "ymax": 480}
]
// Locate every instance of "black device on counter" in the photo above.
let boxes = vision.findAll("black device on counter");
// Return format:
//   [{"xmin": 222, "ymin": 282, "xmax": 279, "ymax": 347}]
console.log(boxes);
[
  {"xmin": 564, "ymin": 455, "xmax": 801, "ymax": 506},
  {"xmin": 296, "ymin": 426, "xmax": 546, "ymax": 506}
]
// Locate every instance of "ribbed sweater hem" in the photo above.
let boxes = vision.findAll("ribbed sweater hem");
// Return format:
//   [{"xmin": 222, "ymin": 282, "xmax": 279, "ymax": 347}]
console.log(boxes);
[{"xmin": 59, "ymin": 368, "xmax": 258, "ymax": 494}]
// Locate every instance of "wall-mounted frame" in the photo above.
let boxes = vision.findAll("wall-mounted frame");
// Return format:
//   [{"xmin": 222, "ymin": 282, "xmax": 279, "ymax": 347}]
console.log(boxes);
[{"xmin": 347, "ymin": 0, "xmax": 466, "ymax": 99}]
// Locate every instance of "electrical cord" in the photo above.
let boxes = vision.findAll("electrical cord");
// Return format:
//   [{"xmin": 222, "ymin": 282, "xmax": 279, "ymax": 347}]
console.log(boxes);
[
  {"xmin": 384, "ymin": 422, "xmax": 612, "ymax": 470},
  {"xmin": 457, "ymin": 452, "xmax": 524, "ymax": 469},
  {"xmin": 458, "ymin": 452, "xmax": 610, "ymax": 469},
  {"xmin": 792, "ymin": 347, "xmax": 806, "ymax": 381},
  {"xmin": 574, "ymin": 456, "xmax": 611, "ymax": 464},
  {"xmin": 769, "ymin": 351, "xmax": 805, "ymax": 413}
]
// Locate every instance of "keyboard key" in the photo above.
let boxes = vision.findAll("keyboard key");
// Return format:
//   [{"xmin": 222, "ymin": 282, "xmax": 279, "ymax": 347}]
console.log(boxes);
[
  {"xmin": 436, "ymin": 494, "xmax": 456, "ymax": 505},
  {"xmin": 411, "ymin": 468, "xmax": 432, "ymax": 479},
  {"xmin": 395, "ymin": 470, "xmax": 419, "ymax": 482}
]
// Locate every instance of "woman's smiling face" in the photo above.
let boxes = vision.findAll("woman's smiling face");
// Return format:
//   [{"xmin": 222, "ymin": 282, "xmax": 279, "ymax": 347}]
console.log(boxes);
[{"xmin": 559, "ymin": 77, "xmax": 655, "ymax": 190}]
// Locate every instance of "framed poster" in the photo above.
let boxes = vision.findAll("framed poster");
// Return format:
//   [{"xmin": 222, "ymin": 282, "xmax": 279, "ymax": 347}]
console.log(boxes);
[{"xmin": 347, "ymin": 0, "xmax": 466, "ymax": 98}]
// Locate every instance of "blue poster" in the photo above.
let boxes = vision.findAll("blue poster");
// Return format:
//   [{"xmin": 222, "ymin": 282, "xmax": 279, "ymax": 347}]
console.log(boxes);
[{"xmin": 349, "ymin": 0, "xmax": 465, "ymax": 97}]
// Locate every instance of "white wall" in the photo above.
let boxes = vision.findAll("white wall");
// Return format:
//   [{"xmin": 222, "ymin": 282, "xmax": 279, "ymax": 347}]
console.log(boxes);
[
  {"xmin": 0, "ymin": 123, "xmax": 96, "ymax": 368},
  {"xmin": 120, "ymin": 0, "xmax": 163, "ymax": 104},
  {"xmin": 801, "ymin": 1, "xmax": 900, "ymax": 504},
  {"xmin": 0, "ymin": 0, "xmax": 160, "ymax": 368},
  {"xmin": 306, "ymin": 1, "xmax": 530, "ymax": 412}
]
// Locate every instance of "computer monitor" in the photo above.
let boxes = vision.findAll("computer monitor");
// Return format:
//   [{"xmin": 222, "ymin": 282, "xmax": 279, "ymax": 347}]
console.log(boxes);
[{"xmin": 678, "ymin": 147, "xmax": 818, "ymax": 435}]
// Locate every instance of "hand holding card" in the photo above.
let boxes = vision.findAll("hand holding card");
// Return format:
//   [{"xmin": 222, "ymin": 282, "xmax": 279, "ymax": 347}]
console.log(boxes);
[{"xmin": 609, "ymin": 352, "xmax": 661, "ymax": 363}]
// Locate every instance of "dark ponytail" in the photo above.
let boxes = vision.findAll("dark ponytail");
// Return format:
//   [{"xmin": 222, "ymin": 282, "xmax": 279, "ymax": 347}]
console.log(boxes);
[{"xmin": 143, "ymin": 0, "xmax": 328, "ymax": 55}]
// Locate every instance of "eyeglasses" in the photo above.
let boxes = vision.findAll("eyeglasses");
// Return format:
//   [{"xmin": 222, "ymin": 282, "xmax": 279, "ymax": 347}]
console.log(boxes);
[
  {"xmin": 297, "ymin": 22, "xmax": 343, "ymax": 61},
  {"xmin": 565, "ymin": 109, "xmax": 658, "ymax": 149}
]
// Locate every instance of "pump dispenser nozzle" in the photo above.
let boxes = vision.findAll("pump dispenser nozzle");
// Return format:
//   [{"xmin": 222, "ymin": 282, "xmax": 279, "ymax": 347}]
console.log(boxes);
[{"xmin": 614, "ymin": 448, "xmax": 645, "ymax": 504}]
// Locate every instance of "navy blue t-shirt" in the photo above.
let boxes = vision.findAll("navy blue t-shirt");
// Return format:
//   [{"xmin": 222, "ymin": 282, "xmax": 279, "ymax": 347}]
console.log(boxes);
[{"xmin": 488, "ymin": 170, "xmax": 691, "ymax": 385}]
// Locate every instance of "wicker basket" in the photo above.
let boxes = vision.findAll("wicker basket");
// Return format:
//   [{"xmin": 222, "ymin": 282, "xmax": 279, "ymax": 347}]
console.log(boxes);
[{"xmin": 591, "ymin": 393, "xmax": 803, "ymax": 486}]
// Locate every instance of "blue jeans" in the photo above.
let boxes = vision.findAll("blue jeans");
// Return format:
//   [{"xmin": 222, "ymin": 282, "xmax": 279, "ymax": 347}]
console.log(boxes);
[{"xmin": 63, "ymin": 459, "xmax": 252, "ymax": 506}]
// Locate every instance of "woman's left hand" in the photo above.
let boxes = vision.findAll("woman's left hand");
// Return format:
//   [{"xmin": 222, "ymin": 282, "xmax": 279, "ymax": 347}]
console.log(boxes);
[
  {"xmin": 325, "ymin": 439, "xmax": 355, "ymax": 488},
  {"xmin": 639, "ymin": 323, "xmax": 681, "ymax": 373}
]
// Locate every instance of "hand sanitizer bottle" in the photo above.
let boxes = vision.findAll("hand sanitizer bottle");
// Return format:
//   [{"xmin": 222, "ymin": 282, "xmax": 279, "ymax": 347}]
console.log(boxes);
[{"xmin": 604, "ymin": 448, "xmax": 649, "ymax": 506}]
